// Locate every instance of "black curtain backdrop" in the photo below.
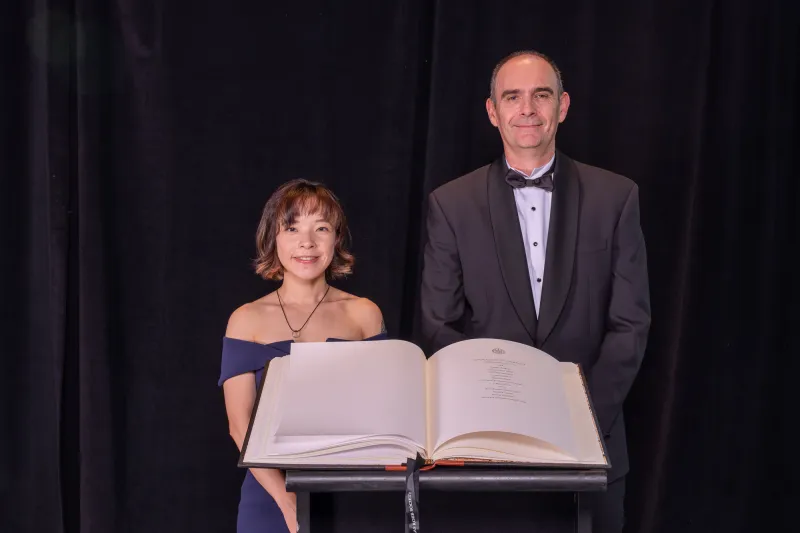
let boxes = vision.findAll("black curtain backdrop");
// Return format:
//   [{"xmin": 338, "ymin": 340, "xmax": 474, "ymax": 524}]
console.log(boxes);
[{"xmin": 2, "ymin": 1, "xmax": 798, "ymax": 532}]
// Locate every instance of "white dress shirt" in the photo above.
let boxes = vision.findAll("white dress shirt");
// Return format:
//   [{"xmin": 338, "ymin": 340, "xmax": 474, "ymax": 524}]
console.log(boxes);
[{"xmin": 506, "ymin": 154, "xmax": 556, "ymax": 316}]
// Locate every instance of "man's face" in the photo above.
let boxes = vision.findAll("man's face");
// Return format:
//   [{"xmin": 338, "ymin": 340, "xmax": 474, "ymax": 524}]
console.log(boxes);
[{"xmin": 486, "ymin": 56, "xmax": 570, "ymax": 156}]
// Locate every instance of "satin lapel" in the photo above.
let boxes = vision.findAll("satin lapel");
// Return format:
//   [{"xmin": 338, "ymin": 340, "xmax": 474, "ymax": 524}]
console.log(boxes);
[
  {"xmin": 537, "ymin": 151, "xmax": 580, "ymax": 345},
  {"xmin": 487, "ymin": 158, "xmax": 537, "ymax": 342}
]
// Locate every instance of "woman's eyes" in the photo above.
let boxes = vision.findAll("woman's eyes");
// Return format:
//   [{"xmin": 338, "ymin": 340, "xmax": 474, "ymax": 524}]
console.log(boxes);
[{"xmin": 284, "ymin": 226, "xmax": 331, "ymax": 233}]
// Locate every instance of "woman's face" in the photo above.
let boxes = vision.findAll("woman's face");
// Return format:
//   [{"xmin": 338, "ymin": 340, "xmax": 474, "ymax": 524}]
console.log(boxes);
[{"xmin": 275, "ymin": 211, "xmax": 336, "ymax": 282}]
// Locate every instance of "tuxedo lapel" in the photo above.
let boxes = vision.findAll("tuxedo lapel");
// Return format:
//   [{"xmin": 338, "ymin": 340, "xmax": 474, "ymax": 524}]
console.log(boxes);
[
  {"xmin": 537, "ymin": 151, "xmax": 580, "ymax": 345},
  {"xmin": 487, "ymin": 158, "xmax": 537, "ymax": 342}
]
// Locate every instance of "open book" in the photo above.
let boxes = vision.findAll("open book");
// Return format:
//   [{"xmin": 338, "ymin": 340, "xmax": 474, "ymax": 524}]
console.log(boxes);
[{"xmin": 240, "ymin": 338, "xmax": 608, "ymax": 469}]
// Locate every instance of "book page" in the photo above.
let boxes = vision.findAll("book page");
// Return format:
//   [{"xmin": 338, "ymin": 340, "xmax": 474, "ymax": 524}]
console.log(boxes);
[
  {"xmin": 243, "ymin": 355, "xmax": 288, "ymax": 464},
  {"xmin": 432, "ymin": 432, "xmax": 577, "ymax": 463},
  {"xmin": 274, "ymin": 340, "xmax": 428, "ymax": 448},
  {"xmin": 559, "ymin": 363, "xmax": 606, "ymax": 465},
  {"xmin": 429, "ymin": 338, "xmax": 576, "ymax": 457},
  {"xmin": 254, "ymin": 444, "xmax": 420, "ymax": 466}
]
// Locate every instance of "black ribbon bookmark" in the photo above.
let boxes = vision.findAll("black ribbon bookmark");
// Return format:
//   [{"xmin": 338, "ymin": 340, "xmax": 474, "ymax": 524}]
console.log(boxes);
[{"xmin": 404, "ymin": 453, "xmax": 425, "ymax": 533}]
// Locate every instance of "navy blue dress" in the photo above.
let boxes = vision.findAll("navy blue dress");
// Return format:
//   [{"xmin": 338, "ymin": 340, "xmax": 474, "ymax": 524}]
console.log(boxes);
[{"xmin": 218, "ymin": 333, "xmax": 388, "ymax": 533}]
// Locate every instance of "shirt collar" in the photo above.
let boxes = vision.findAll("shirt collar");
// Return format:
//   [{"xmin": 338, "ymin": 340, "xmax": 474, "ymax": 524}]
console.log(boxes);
[{"xmin": 504, "ymin": 153, "xmax": 556, "ymax": 180}]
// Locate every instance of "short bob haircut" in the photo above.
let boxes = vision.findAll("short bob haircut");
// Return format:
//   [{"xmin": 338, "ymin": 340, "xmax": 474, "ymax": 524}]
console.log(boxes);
[{"xmin": 253, "ymin": 179, "xmax": 354, "ymax": 281}]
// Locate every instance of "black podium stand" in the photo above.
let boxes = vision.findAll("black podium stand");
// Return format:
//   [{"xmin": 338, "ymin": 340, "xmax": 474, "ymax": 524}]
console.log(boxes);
[{"xmin": 286, "ymin": 467, "xmax": 606, "ymax": 533}]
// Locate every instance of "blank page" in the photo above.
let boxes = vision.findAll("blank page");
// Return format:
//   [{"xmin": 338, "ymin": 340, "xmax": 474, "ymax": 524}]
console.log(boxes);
[{"xmin": 275, "ymin": 340, "xmax": 427, "ymax": 447}]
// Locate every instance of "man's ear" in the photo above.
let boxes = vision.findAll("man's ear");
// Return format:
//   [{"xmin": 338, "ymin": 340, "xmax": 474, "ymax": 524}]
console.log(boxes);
[
  {"xmin": 558, "ymin": 91, "xmax": 571, "ymax": 123},
  {"xmin": 486, "ymin": 98, "xmax": 499, "ymax": 127}
]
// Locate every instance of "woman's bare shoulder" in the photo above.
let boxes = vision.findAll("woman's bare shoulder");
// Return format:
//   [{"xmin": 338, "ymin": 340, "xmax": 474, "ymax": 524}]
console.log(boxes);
[
  {"xmin": 334, "ymin": 290, "xmax": 385, "ymax": 337},
  {"xmin": 225, "ymin": 293, "xmax": 277, "ymax": 340}
]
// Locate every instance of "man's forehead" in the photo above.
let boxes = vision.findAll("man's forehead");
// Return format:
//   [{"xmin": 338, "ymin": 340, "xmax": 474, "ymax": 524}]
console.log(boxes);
[{"xmin": 497, "ymin": 56, "xmax": 557, "ymax": 88}]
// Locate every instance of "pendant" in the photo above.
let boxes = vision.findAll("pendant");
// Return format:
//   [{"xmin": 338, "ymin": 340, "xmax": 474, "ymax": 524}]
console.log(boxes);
[{"xmin": 292, "ymin": 330, "xmax": 301, "ymax": 339}]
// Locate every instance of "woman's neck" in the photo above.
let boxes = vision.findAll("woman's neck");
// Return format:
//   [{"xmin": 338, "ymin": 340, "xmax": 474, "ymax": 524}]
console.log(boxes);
[{"xmin": 277, "ymin": 274, "xmax": 329, "ymax": 306}]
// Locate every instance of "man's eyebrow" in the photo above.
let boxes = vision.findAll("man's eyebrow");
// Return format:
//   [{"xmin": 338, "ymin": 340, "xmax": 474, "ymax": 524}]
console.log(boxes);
[{"xmin": 500, "ymin": 87, "xmax": 555, "ymax": 98}]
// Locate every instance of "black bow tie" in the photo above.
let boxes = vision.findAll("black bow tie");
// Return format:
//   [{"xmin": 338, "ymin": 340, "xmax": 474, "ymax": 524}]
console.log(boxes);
[{"xmin": 504, "ymin": 168, "xmax": 555, "ymax": 192}]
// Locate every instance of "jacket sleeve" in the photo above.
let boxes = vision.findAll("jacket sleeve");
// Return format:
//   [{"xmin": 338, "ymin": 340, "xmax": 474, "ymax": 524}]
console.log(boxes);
[
  {"xmin": 420, "ymin": 191, "xmax": 469, "ymax": 354},
  {"xmin": 588, "ymin": 184, "xmax": 651, "ymax": 436}
]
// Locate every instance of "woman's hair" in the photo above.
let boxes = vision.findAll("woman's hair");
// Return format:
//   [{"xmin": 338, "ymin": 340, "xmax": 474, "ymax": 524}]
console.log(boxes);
[{"xmin": 253, "ymin": 179, "xmax": 354, "ymax": 281}]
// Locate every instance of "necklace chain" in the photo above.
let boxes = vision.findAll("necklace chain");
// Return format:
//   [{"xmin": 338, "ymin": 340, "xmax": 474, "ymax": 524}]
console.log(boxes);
[{"xmin": 276, "ymin": 285, "xmax": 331, "ymax": 339}]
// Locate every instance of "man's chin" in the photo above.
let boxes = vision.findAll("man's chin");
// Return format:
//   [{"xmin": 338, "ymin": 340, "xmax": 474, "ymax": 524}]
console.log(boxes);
[{"xmin": 516, "ymin": 141, "xmax": 543, "ymax": 150}]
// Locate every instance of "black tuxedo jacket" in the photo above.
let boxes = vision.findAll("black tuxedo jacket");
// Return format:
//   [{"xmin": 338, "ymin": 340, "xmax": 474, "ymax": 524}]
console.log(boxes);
[{"xmin": 420, "ymin": 151, "xmax": 651, "ymax": 480}]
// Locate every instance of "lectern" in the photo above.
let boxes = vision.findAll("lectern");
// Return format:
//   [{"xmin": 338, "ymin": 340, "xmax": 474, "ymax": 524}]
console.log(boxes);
[
  {"xmin": 240, "ymin": 339, "xmax": 613, "ymax": 532},
  {"xmin": 287, "ymin": 466, "xmax": 606, "ymax": 533}
]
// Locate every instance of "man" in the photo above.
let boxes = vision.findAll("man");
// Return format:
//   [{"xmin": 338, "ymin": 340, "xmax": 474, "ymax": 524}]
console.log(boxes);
[{"xmin": 420, "ymin": 50, "xmax": 651, "ymax": 533}]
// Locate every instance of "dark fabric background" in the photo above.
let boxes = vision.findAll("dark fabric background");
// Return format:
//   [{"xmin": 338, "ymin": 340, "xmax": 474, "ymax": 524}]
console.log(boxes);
[{"xmin": 2, "ymin": 1, "xmax": 798, "ymax": 532}]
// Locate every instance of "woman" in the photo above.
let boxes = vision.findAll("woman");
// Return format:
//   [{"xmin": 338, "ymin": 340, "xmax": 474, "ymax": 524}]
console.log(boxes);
[{"xmin": 218, "ymin": 179, "xmax": 386, "ymax": 532}]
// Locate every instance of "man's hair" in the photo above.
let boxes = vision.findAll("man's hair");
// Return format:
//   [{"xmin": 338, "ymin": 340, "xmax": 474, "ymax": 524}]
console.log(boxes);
[
  {"xmin": 253, "ymin": 179, "xmax": 354, "ymax": 281},
  {"xmin": 489, "ymin": 50, "xmax": 564, "ymax": 102}
]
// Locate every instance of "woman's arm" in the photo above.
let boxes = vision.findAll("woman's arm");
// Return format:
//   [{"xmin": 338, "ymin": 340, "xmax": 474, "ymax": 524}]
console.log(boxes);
[
  {"xmin": 222, "ymin": 306, "xmax": 297, "ymax": 531},
  {"xmin": 223, "ymin": 375, "xmax": 296, "ymax": 517}
]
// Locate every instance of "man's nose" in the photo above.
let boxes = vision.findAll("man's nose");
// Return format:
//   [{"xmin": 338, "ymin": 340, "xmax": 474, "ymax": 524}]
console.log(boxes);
[{"xmin": 520, "ymin": 97, "xmax": 537, "ymax": 115}]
